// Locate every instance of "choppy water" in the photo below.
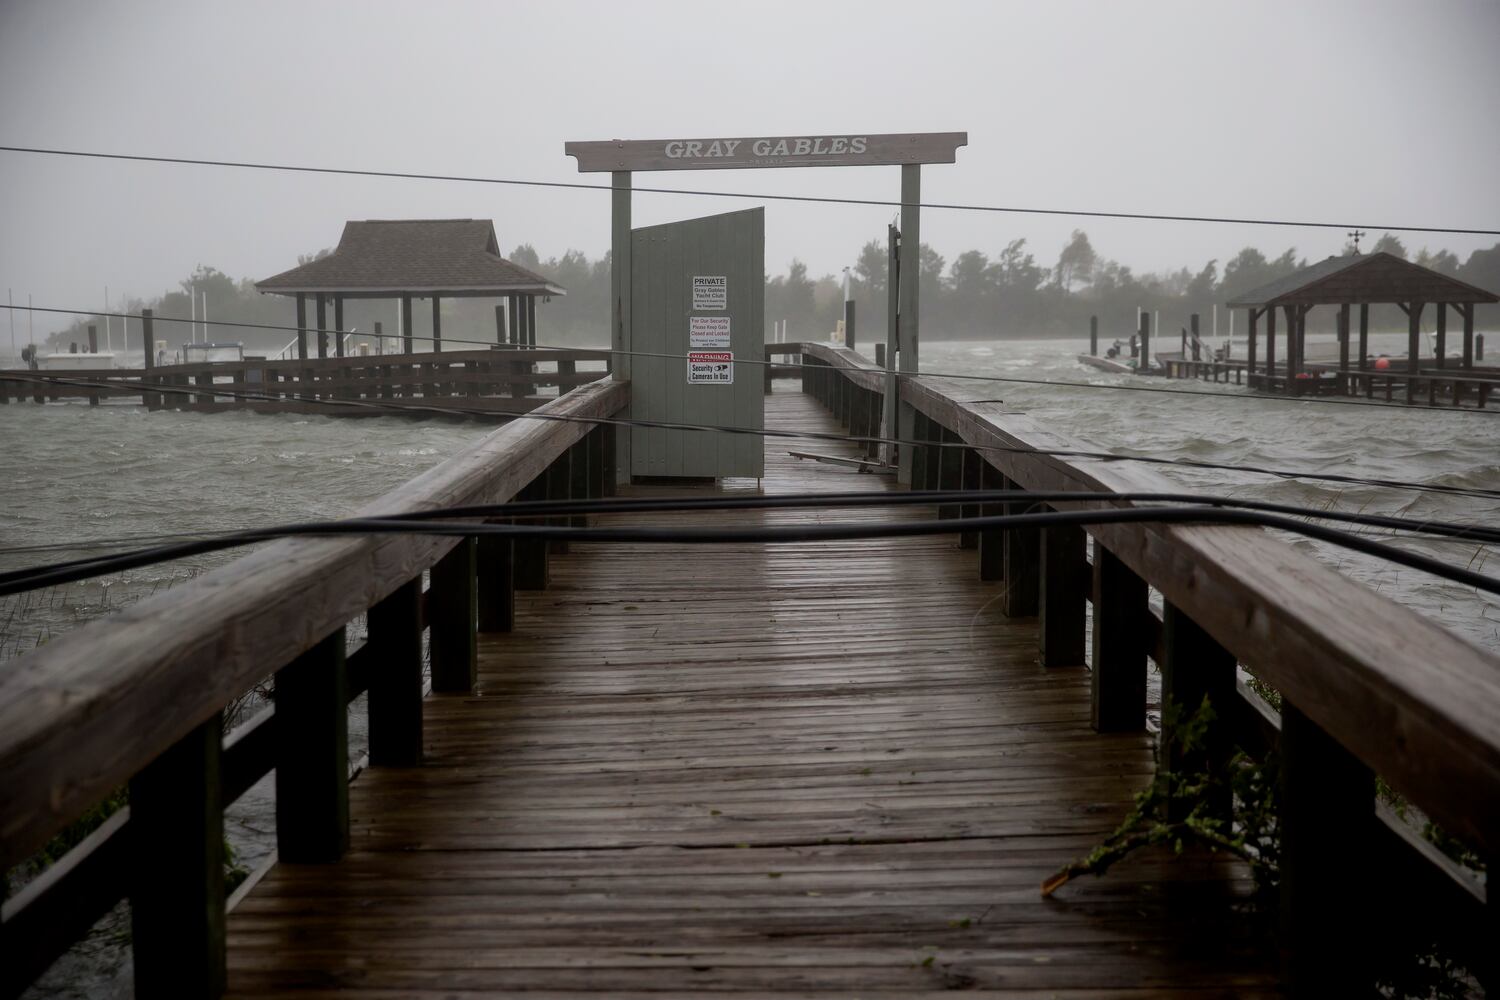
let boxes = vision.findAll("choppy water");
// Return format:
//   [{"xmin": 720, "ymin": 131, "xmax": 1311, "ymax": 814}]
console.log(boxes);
[{"xmin": 922, "ymin": 335, "xmax": 1500, "ymax": 655}]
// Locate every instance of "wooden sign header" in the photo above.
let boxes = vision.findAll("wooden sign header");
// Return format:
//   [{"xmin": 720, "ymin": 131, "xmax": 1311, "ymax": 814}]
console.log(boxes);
[{"xmin": 565, "ymin": 132, "xmax": 967, "ymax": 173}]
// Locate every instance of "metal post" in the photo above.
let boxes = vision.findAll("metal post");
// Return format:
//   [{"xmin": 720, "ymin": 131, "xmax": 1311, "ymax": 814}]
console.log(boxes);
[
  {"xmin": 612, "ymin": 170, "xmax": 632, "ymax": 484},
  {"xmin": 881, "ymin": 223, "xmax": 900, "ymax": 472},
  {"xmin": 896, "ymin": 164, "xmax": 920, "ymax": 483}
]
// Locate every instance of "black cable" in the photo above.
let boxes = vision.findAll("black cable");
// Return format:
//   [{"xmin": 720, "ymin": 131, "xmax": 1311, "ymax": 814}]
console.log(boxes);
[
  {"xmin": 6, "ymin": 488, "xmax": 1497, "ymax": 568},
  {"xmin": 8, "ymin": 369, "xmax": 1500, "ymax": 502},
  {"xmin": 10, "ymin": 302, "xmax": 1496, "ymax": 417},
  {"xmin": 3, "ymin": 145, "xmax": 1497, "ymax": 236},
  {"xmin": 1, "ymin": 506, "xmax": 1495, "ymax": 599}
]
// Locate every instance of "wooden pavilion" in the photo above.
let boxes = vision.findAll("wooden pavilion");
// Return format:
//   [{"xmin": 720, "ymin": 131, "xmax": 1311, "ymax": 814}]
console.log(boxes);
[
  {"xmin": 1226, "ymin": 251, "xmax": 1497, "ymax": 397},
  {"xmin": 255, "ymin": 219, "xmax": 564, "ymax": 358}
]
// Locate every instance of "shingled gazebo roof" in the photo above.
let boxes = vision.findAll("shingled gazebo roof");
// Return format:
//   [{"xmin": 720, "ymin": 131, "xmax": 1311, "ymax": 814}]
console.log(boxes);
[
  {"xmin": 255, "ymin": 219, "xmax": 565, "ymax": 298},
  {"xmin": 1226, "ymin": 252, "xmax": 1497, "ymax": 308}
]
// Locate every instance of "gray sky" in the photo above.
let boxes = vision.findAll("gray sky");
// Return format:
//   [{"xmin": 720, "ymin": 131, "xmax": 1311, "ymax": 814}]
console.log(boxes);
[{"xmin": 3, "ymin": 0, "xmax": 1498, "ymax": 337}]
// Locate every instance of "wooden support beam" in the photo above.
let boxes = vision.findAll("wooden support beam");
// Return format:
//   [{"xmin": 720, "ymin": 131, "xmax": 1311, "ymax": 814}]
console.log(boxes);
[
  {"xmin": 495, "ymin": 303, "xmax": 506, "ymax": 345},
  {"xmin": 1279, "ymin": 700, "xmax": 1375, "ymax": 994},
  {"xmin": 129, "ymin": 713, "xmax": 226, "ymax": 999},
  {"xmin": 367, "ymin": 577, "xmax": 423, "ymax": 766},
  {"xmin": 1001, "ymin": 475, "xmax": 1039, "ymax": 617},
  {"xmin": 401, "ymin": 294, "xmax": 414, "ymax": 354},
  {"xmin": 1160, "ymin": 603, "xmax": 1237, "ymax": 820},
  {"xmin": 1091, "ymin": 545, "xmax": 1148, "ymax": 732},
  {"xmin": 429, "ymin": 537, "xmax": 477, "ymax": 693},
  {"xmin": 1338, "ymin": 303, "xmax": 1350, "ymax": 373},
  {"xmin": 1039, "ymin": 521, "xmax": 1087, "ymax": 667},
  {"xmin": 1265, "ymin": 306, "xmax": 1276, "ymax": 379},
  {"xmin": 1462, "ymin": 302, "xmax": 1475, "ymax": 370},
  {"xmin": 315, "ymin": 292, "xmax": 328, "ymax": 360},
  {"xmin": 1408, "ymin": 301, "xmax": 1424, "ymax": 402},
  {"xmin": 274, "ymin": 630, "xmax": 349, "ymax": 863},
  {"xmin": 334, "ymin": 294, "xmax": 345, "ymax": 358},
  {"xmin": 296, "ymin": 293, "xmax": 308, "ymax": 361},
  {"xmin": 1246, "ymin": 307, "xmax": 1258, "ymax": 377},
  {"xmin": 1358, "ymin": 303, "xmax": 1369, "ymax": 370},
  {"xmin": 432, "ymin": 296, "xmax": 442, "ymax": 353},
  {"xmin": 1434, "ymin": 302, "xmax": 1447, "ymax": 369}
]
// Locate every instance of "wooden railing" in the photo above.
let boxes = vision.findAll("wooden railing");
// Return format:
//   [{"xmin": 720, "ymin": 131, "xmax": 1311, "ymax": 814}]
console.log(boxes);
[
  {"xmin": 0, "ymin": 376, "xmax": 629, "ymax": 997},
  {"xmin": 799, "ymin": 343, "xmax": 1498, "ymax": 993},
  {"xmin": 0, "ymin": 347, "xmax": 611, "ymax": 415}
]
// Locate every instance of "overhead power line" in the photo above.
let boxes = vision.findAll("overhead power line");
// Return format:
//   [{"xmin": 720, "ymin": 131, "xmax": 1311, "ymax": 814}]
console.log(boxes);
[{"xmin": 3, "ymin": 144, "xmax": 1498, "ymax": 236}]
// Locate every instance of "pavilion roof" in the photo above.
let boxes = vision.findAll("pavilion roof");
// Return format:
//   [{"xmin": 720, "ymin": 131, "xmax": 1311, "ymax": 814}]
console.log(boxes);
[
  {"xmin": 255, "ymin": 219, "xmax": 565, "ymax": 298},
  {"xmin": 1226, "ymin": 252, "xmax": 1497, "ymax": 308}
]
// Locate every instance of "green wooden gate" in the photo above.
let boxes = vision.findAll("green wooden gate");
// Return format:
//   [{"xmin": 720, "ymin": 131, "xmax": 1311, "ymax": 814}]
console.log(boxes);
[{"xmin": 630, "ymin": 207, "xmax": 765, "ymax": 479}]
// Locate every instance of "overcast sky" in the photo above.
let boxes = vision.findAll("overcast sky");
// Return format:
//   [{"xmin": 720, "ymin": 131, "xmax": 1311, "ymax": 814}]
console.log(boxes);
[{"xmin": 3, "ymin": 0, "xmax": 1498, "ymax": 337}]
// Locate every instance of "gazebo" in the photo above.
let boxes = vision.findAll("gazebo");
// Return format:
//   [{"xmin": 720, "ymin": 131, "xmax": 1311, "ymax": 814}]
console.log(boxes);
[
  {"xmin": 1226, "ymin": 251, "xmax": 1497, "ymax": 396},
  {"xmin": 255, "ymin": 219, "xmax": 564, "ymax": 358}
]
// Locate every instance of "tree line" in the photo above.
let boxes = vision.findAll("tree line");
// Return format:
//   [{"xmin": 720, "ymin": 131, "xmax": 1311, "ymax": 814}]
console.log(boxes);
[{"xmin": 32, "ymin": 232, "xmax": 1500, "ymax": 354}]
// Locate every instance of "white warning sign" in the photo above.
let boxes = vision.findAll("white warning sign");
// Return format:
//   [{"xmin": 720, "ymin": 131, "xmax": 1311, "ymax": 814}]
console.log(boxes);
[
  {"xmin": 689, "ymin": 315, "xmax": 731, "ymax": 349},
  {"xmin": 687, "ymin": 351, "xmax": 734, "ymax": 384},
  {"xmin": 692, "ymin": 275, "xmax": 727, "ymax": 310}
]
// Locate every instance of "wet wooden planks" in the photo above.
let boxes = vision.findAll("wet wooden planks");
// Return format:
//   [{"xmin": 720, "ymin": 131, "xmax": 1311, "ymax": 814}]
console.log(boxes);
[{"xmin": 225, "ymin": 386, "xmax": 1274, "ymax": 995}]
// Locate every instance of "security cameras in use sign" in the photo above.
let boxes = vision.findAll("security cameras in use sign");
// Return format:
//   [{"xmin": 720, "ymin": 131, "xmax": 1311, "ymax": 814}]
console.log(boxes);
[{"xmin": 688, "ymin": 351, "xmax": 734, "ymax": 385}]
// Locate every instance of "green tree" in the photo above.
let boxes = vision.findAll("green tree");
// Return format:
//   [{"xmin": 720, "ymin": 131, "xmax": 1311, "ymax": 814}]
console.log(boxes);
[
  {"xmin": 1055, "ymin": 230, "xmax": 1097, "ymax": 291},
  {"xmin": 1372, "ymin": 233, "xmax": 1407, "ymax": 259}
]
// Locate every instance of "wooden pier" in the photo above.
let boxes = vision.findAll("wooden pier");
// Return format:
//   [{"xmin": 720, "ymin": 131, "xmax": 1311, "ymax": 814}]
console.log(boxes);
[
  {"xmin": 0, "ymin": 347, "xmax": 610, "ymax": 416},
  {"xmin": 3, "ymin": 347, "xmax": 1496, "ymax": 997}
]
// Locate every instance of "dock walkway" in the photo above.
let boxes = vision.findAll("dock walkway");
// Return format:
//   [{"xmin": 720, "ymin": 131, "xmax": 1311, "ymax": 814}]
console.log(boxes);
[{"xmin": 224, "ymin": 388, "xmax": 1273, "ymax": 996}]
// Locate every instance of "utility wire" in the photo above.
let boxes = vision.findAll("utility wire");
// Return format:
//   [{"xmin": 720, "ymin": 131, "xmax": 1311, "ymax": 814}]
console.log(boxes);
[
  {"xmin": 2, "ymin": 489, "xmax": 1495, "ymax": 564},
  {"xmin": 3, "ymin": 144, "xmax": 1498, "ymax": 236},
  {"xmin": 1, "ymin": 506, "xmax": 1496, "ymax": 599},
  {"xmin": 7, "ymin": 369, "xmax": 1500, "ymax": 501},
  {"xmin": 7, "ymin": 303, "xmax": 1497, "ymax": 417}
]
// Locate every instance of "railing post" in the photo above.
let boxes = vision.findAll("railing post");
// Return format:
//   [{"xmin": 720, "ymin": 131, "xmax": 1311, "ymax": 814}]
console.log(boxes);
[
  {"xmin": 1160, "ymin": 603, "xmax": 1236, "ymax": 819},
  {"xmin": 1039, "ymin": 520, "xmax": 1087, "ymax": 666},
  {"xmin": 429, "ymin": 537, "xmax": 478, "ymax": 693},
  {"xmin": 937, "ymin": 428, "xmax": 962, "ymax": 521},
  {"xmin": 978, "ymin": 459, "xmax": 1005, "ymax": 582},
  {"xmin": 911, "ymin": 410, "xmax": 930, "ymax": 491},
  {"xmin": 569, "ymin": 434, "xmax": 590, "ymax": 530},
  {"xmin": 1001, "ymin": 474, "xmax": 1039, "ymax": 617},
  {"xmin": 368, "ymin": 577, "xmax": 424, "ymax": 766},
  {"xmin": 547, "ymin": 453, "xmax": 571, "ymax": 555},
  {"xmin": 477, "ymin": 530, "xmax": 515, "ymax": 634},
  {"xmin": 274, "ymin": 631, "xmax": 349, "ymax": 863},
  {"xmin": 129, "ymin": 712, "xmax": 226, "ymax": 999},
  {"xmin": 1090, "ymin": 545, "xmax": 1147, "ymax": 732},
  {"xmin": 958, "ymin": 447, "xmax": 979, "ymax": 549},
  {"xmin": 1279, "ymin": 700, "xmax": 1375, "ymax": 995},
  {"xmin": 513, "ymin": 477, "xmax": 550, "ymax": 590}
]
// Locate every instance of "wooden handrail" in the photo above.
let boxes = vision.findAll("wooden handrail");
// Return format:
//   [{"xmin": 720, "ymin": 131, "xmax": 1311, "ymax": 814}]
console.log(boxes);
[
  {"xmin": 0, "ymin": 376, "xmax": 629, "ymax": 870},
  {"xmin": 799, "ymin": 341, "xmax": 1500, "ymax": 857}
]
